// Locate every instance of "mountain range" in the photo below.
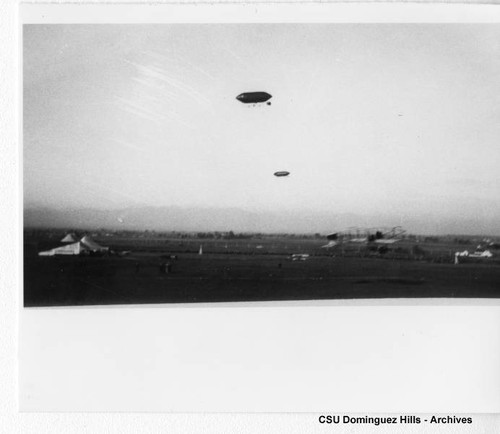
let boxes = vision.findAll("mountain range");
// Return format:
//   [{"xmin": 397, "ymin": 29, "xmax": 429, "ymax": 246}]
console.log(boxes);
[{"xmin": 23, "ymin": 206, "xmax": 500, "ymax": 236}]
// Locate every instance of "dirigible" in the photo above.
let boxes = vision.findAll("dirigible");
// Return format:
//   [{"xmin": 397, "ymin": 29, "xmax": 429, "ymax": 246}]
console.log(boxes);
[
  {"xmin": 236, "ymin": 92, "xmax": 272, "ymax": 104},
  {"xmin": 274, "ymin": 171, "xmax": 290, "ymax": 177}
]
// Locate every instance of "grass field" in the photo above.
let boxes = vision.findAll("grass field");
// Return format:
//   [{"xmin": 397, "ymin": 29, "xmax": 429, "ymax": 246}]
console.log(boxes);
[{"xmin": 23, "ymin": 231, "xmax": 500, "ymax": 306}]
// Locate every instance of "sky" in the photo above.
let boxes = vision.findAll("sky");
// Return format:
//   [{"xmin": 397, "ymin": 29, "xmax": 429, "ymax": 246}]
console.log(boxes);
[{"xmin": 23, "ymin": 24, "xmax": 500, "ymax": 231}]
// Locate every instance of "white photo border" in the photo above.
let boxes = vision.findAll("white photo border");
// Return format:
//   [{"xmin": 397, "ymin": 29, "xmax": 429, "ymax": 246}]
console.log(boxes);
[{"xmin": 14, "ymin": 1, "xmax": 500, "ymax": 417}]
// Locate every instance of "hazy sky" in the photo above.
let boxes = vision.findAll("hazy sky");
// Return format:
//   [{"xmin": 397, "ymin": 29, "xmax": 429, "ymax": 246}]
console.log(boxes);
[{"xmin": 24, "ymin": 24, "xmax": 500, "ymax": 224}]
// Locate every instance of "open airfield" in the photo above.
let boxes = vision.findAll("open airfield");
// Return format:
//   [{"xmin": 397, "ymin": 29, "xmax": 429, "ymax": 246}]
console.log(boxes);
[
  {"xmin": 23, "ymin": 25, "xmax": 500, "ymax": 307},
  {"xmin": 24, "ymin": 231, "xmax": 500, "ymax": 307}
]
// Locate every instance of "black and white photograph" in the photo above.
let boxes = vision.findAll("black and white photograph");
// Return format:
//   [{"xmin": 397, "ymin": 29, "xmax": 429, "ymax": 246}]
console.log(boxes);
[
  {"xmin": 23, "ymin": 22, "xmax": 500, "ymax": 307},
  {"xmin": 8, "ymin": 2, "xmax": 500, "ymax": 426}
]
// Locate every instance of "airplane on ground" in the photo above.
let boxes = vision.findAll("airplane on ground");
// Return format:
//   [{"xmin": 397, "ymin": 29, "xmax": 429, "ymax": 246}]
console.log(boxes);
[
  {"xmin": 290, "ymin": 253, "xmax": 310, "ymax": 261},
  {"xmin": 321, "ymin": 226, "xmax": 406, "ymax": 252}
]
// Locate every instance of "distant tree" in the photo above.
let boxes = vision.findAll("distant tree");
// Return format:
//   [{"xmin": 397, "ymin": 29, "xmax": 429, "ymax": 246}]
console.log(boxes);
[{"xmin": 424, "ymin": 236, "xmax": 439, "ymax": 243}]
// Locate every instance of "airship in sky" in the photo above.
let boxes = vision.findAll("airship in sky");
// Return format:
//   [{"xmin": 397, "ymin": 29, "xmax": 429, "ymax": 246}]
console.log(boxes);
[
  {"xmin": 236, "ymin": 92, "xmax": 272, "ymax": 105},
  {"xmin": 274, "ymin": 171, "xmax": 290, "ymax": 177}
]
